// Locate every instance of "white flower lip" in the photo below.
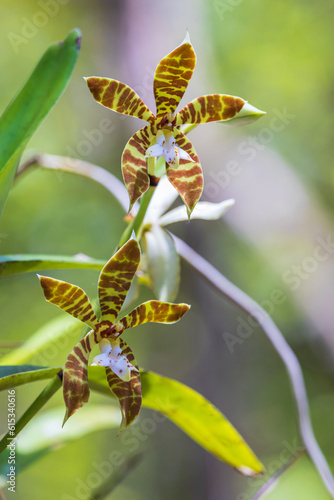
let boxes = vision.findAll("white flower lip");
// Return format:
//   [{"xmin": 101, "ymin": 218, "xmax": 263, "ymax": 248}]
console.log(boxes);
[
  {"xmin": 145, "ymin": 129, "xmax": 194, "ymax": 167},
  {"xmin": 91, "ymin": 339, "xmax": 139, "ymax": 382}
]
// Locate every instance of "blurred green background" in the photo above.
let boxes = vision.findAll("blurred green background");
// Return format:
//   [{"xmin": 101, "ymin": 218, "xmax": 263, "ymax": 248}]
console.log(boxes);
[{"xmin": 1, "ymin": 0, "xmax": 334, "ymax": 499}]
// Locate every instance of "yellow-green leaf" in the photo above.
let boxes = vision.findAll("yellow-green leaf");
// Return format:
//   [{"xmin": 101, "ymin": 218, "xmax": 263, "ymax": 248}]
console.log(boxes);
[
  {"xmin": 141, "ymin": 371, "xmax": 264, "ymax": 474},
  {"xmin": 88, "ymin": 368, "xmax": 264, "ymax": 474}
]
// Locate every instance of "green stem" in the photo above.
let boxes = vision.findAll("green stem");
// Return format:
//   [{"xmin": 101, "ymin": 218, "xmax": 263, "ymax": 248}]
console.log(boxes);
[
  {"xmin": 0, "ymin": 372, "xmax": 62, "ymax": 454},
  {"xmin": 117, "ymin": 186, "xmax": 156, "ymax": 249}
]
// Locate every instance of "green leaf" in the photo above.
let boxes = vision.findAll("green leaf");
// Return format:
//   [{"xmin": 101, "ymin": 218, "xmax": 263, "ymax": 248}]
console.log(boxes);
[
  {"xmin": 0, "ymin": 29, "xmax": 81, "ymax": 215},
  {"xmin": 141, "ymin": 371, "xmax": 263, "ymax": 474},
  {"xmin": 142, "ymin": 224, "xmax": 180, "ymax": 301},
  {"xmin": 89, "ymin": 368, "xmax": 264, "ymax": 474},
  {"xmin": 0, "ymin": 254, "xmax": 105, "ymax": 277},
  {"xmin": 0, "ymin": 315, "xmax": 83, "ymax": 366},
  {"xmin": 0, "ymin": 365, "xmax": 61, "ymax": 391}
]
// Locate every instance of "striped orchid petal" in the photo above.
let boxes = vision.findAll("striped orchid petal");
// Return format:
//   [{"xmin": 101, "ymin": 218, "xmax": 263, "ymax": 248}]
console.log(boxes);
[
  {"xmin": 63, "ymin": 330, "xmax": 99, "ymax": 424},
  {"xmin": 122, "ymin": 125, "xmax": 156, "ymax": 209},
  {"xmin": 119, "ymin": 300, "xmax": 190, "ymax": 330},
  {"xmin": 98, "ymin": 239, "xmax": 141, "ymax": 324},
  {"xmin": 154, "ymin": 33, "xmax": 196, "ymax": 119},
  {"xmin": 166, "ymin": 131, "xmax": 203, "ymax": 216},
  {"xmin": 85, "ymin": 77, "xmax": 155, "ymax": 124},
  {"xmin": 38, "ymin": 275, "xmax": 99, "ymax": 329},
  {"xmin": 175, "ymin": 94, "xmax": 245, "ymax": 125},
  {"xmin": 105, "ymin": 338, "xmax": 142, "ymax": 430}
]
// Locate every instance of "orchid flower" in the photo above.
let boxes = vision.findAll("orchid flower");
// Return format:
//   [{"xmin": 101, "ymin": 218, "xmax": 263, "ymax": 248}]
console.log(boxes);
[
  {"xmin": 38, "ymin": 238, "xmax": 190, "ymax": 430},
  {"xmin": 136, "ymin": 176, "xmax": 235, "ymax": 302},
  {"xmin": 85, "ymin": 33, "xmax": 265, "ymax": 216}
]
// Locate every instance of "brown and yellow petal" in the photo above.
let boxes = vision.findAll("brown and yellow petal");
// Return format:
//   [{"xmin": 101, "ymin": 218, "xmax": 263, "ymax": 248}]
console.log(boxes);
[
  {"xmin": 98, "ymin": 239, "xmax": 141, "ymax": 325},
  {"xmin": 175, "ymin": 94, "xmax": 245, "ymax": 125},
  {"xmin": 154, "ymin": 33, "xmax": 196, "ymax": 119},
  {"xmin": 166, "ymin": 131, "xmax": 203, "ymax": 216},
  {"xmin": 85, "ymin": 77, "xmax": 155, "ymax": 124},
  {"xmin": 62, "ymin": 330, "xmax": 99, "ymax": 424},
  {"xmin": 38, "ymin": 275, "xmax": 99, "ymax": 329},
  {"xmin": 122, "ymin": 125, "xmax": 156, "ymax": 209},
  {"xmin": 120, "ymin": 300, "xmax": 190, "ymax": 330}
]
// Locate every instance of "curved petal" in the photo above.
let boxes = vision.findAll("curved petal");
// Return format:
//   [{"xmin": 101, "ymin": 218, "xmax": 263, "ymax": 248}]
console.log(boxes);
[
  {"xmin": 38, "ymin": 275, "xmax": 99, "ymax": 329},
  {"xmin": 166, "ymin": 131, "xmax": 203, "ymax": 216},
  {"xmin": 159, "ymin": 199, "xmax": 235, "ymax": 226},
  {"xmin": 154, "ymin": 33, "xmax": 196, "ymax": 118},
  {"xmin": 122, "ymin": 125, "xmax": 156, "ymax": 209},
  {"xmin": 105, "ymin": 339, "xmax": 142, "ymax": 431},
  {"xmin": 63, "ymin": 330, "xmax": 99, "ymax": 424},
  {"xmin": 85, "ymin": 77, "xmax": 155, "ymax": 124},
  {"xmin": 144, "ymin": 175, "xmax": 178, "ymax": 222},
  {"xmin": 175, "ymin": 94, "xmax": 245, "ymax": 125},
  {"xmin": 119, "ymin": 300, "xmax": 190, "ymax": 330},
  {"xmin": 98, "ymin": 239, "xmax": 141, "ymax": 324}
]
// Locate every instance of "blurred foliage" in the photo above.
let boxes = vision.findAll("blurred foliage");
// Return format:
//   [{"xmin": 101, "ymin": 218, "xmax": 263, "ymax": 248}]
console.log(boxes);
[{"xmin": 0, "ymin": 0, "xmax": 334, "ymax": 499}]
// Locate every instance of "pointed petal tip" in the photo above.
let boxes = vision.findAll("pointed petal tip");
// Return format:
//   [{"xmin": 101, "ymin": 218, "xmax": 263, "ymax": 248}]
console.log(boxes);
[
  {"xmin": 223, "ymin": 101, "xmax": 266, "ymax": 127},
  {"xmin": 62, "ymin": 410, "xmax": 69, "ymax": 427},
  {"xmin": 240, "ymin": 102, "xmax": 266, "ymax": 119},
  {"xmin": 182, "ymin": 31, "xmax": 191, "ymax": 45}
]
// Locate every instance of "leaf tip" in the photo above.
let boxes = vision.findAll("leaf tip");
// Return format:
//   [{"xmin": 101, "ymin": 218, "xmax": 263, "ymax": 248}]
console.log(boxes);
[{"xmin": 236, "ymin": 464, "xmax": 264, "ymax": 477}]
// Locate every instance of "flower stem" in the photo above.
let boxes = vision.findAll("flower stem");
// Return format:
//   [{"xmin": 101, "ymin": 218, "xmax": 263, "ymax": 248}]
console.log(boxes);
[
  {"xmin": 172, "ymin": 234, "xmax": 334, "ymax": 498},
  {"xmin": 0, "ymin": 372, "xmax": 62, "ymax": 454},
  {"xmin": 117, "ymin": 185, "xmax": 156, "ymax": 249}
]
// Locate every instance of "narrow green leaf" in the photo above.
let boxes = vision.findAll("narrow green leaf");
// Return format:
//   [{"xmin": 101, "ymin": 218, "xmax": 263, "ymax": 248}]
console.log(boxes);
[
  {"xmin": 142, "ymin": 224, "xmax": 180, "ymax": 301},
  {"xmin": 0, "ymin": 365, "xmax": 61, "ymax": 391},
  {"xmin": 0, "ymin": 315, "xmax": 83, "ymax": 366},
  {"xmin": 0, "ymin": 254, "xmax": 105, "ymax": 277},
  {"xmin": 0, "ymin": 375, "xmax": 62, "ymax": 453},
  {"xmin": 89, "ymin": 367, "xmax": 264, "ymax": 474},
  {"xmin": 0, "ymin": 29, "xmax": 81, "ymax": 214}
]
